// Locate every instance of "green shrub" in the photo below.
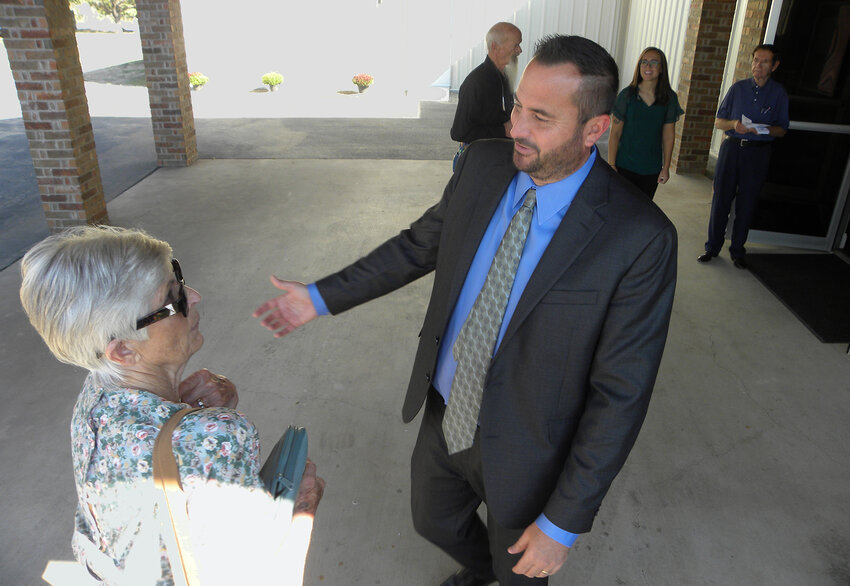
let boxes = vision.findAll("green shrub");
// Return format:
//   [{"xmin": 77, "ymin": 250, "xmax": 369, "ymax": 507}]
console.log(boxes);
[
  {"xmin": 262, "ymin": 72, "xmax": 284, "ymax": 87},
  {"xmin": 188, "ymin": 72, "xmax": 209, "ymax": 87}
]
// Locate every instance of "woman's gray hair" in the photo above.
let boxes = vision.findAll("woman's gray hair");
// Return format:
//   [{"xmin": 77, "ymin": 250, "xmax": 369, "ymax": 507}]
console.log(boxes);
[{"xmin": 19, "ymin": 225, "xmax": 173, "ymax": 386}]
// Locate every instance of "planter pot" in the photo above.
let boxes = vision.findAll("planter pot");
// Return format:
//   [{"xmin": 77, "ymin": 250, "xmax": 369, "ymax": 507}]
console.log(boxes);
[
  {"xmin": 356, "ymin": 85, "xmax": 369, "ymax": 93},
  {"xmin": 268, "ymin": 84, "xmax": 279, "ymax": 92},
  {"xmin": 191, "ymin": 84, "xmax": 204, "ymax": 91}
]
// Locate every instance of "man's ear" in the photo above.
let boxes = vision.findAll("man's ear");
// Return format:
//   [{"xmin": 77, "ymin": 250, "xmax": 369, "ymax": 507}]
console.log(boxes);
[
  {"xmin": 583, "ymin": 114, "xmax": 612, "ymax": 148},
  {"xmin": 104, "ymin": 338, "xmax": 139, "ymax": 367}
]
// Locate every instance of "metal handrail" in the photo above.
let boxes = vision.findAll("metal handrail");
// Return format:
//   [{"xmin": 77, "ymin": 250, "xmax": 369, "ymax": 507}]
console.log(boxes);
[{"xmin": 789, "ymin": 121, "xmax": 850, "ymax": 134}]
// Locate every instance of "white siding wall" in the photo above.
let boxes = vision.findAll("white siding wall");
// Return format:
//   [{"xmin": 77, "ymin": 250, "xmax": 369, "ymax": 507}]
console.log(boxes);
[
  {"xmin": 447, "ymin": 0, "xmax": 530, "ymax": 83},
  {"xmin": 447, "ymin": 0, "xmax": 696, "ymax": 93},
  {"xmin": 618, "ymin": 0, "xmax": 690, "ymax": 93},
  {"xmin": 449, "ymin": 0, "xmax": 629, "ymax": 91}
]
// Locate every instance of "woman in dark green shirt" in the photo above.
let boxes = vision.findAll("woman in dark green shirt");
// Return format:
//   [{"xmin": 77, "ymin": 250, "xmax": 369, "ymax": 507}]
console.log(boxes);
[{"xmin": 607, "ymin": 47, "xmax": 684, "ymax": 199}]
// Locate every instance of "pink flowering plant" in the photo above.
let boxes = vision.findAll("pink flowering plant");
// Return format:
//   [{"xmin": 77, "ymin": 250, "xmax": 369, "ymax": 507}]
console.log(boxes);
[{"xmin": 352, "ymin": 73, "xmax": 374, "ymax": 88}]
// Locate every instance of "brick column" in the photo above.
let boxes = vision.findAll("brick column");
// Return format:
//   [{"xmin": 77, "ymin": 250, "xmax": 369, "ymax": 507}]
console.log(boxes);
[
  {"xmin": 136, "ymin": 0, "xmax": 197, "ymax": 166},
  {"xmin": 0, "ymin": 0, "xmax": 108, "ymax": 231},
  {"xmin": 733, "ymin": 0, "xmax": 772, "ymax": 80},
  {"xmin": 672, "ymin": 0, "xmax": 736, "ymax": 174}
]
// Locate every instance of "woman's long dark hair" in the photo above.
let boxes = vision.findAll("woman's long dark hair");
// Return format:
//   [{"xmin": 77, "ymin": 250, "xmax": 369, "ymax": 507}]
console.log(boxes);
[{"xmin": 628, "ymin": 47, "xmax": 672, "ymax": 105}]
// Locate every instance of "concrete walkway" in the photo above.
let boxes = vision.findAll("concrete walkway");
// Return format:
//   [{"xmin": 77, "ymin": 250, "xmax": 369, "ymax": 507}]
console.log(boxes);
[
  {"xmin": 2, "ymin": 107, "xmax": 849, "ymax": 584},
  {"xmin": 0, "ymin": 31, "xmax": 455, "ymax": 270},
  {"xmin": 0, "ymin": 99, "xmax": 457, "ymax": 270}
]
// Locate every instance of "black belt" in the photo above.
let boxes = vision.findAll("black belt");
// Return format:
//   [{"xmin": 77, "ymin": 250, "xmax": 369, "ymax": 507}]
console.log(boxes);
[{"xmin": 729, "ymin": 137, "xmax": 771, "ymax": 147}]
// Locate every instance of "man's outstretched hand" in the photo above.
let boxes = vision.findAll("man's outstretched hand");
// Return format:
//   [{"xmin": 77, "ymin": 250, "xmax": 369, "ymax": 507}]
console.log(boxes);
[{"xmin": 253, "ymin": 276, "xmax": 318, "ymax": 338}]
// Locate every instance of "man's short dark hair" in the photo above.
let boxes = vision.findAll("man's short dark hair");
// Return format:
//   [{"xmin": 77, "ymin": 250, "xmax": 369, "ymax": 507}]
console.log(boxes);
[
  {"xmin": 753, "ymin": 44, "xmax": 780, "ymax": 63},
  {"xmin": 533, "ymin": 35, "xmax": 619, "ymax": 123}
]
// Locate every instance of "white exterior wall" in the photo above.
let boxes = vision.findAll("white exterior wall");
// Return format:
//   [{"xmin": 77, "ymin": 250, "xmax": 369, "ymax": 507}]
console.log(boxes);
[
  {"xmin": 447, "ymin": 0, "xmax": 696, "ymax": 96},
  {"xmin": 617, "ymin": 0, "xmax": 691, "ymax": 93},
  {"xmin": 449, "ymin": 0, "xmax": 630, "ymax": 91}
]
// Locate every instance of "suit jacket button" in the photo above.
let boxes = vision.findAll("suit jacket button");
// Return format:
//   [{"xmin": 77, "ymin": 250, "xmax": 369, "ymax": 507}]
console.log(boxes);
[
  {"xmin": 425, "ymin": 373, "xmax": 431, "ymax": 382},
  {"xmin": 434, "ymin": 336, "xmax": 440, "ymax": 345}
]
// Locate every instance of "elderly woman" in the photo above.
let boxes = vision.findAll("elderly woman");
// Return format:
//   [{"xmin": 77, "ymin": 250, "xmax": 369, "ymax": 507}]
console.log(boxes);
[{"xmin": 20, "ymin": 226, "xmax": 323, "ymax": 584}]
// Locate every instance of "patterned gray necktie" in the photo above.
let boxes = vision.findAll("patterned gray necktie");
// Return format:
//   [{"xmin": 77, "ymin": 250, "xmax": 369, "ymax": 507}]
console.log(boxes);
[{"xmin": 442, "ymin": 188, "xmax": 537, "ymax": 454}]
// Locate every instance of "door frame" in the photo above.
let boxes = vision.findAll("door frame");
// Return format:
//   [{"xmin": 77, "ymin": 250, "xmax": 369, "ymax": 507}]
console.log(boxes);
[{"xmin": 745, "ymin": 0, "xmax": 850, "ymax": 252}]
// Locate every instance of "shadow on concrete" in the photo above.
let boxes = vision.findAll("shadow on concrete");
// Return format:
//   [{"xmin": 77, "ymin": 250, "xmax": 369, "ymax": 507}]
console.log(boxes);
[
  {"xmin": 0, "ymin": 100, "xmax": 458, "ymax": 270},
  {"xmin": 83, "ymin": 60, "xmax": 147, "ymax": 86},
  {"xmin": 0, "ymin": 117, "xmax": 157, "ymax": 269}
]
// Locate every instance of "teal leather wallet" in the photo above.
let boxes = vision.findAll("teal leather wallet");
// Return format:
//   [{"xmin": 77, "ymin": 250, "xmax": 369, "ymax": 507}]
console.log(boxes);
[{"xmin": 259, "ymin": 426, "xmax": 308, "ymax": 505}]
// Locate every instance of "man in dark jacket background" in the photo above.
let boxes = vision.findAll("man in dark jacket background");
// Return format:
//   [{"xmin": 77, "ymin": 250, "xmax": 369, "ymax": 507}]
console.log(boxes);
[{"xmin": 451, "ymin": 22, "xmax": 523, "ymax": 169}]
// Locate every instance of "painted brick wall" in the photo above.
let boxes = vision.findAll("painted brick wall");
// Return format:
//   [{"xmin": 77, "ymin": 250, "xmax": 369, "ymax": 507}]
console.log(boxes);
[
  {"xmin": 137, "ymin": 0, "xmax": 197, "ymax": 167},
  {"xmin": 734, "ymin": 0, "xmax": 771, "ymax": 80},
  {"xmin": 0, "ymin": 0, "xmax": 108, "ymax": 231},
  {"xmin": 673, "ymin": 0, "xmax": 736, "ymax": 174}
]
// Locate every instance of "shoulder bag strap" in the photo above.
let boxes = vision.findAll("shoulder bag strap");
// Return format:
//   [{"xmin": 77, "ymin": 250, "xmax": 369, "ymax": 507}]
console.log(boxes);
[{"xmin": 153, "ymin": 406, "xmax": 202, "ymax": 586}]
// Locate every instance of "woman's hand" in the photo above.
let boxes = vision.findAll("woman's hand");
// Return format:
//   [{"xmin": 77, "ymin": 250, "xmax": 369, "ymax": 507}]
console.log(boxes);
[
  {"xmin": 658, "ymin": 168, "xmax": 670, "ymax": 184},
  {"xmin": 178, "ymin": 369, "xmax": 239, "ymax": 408},
  {"xmin": 293, "ymin": 460, "xmax": 325, "ymax": 519}
]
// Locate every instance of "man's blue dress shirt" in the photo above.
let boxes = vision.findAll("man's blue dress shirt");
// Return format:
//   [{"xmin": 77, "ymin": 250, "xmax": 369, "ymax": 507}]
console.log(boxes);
[
  {"xmin": 309, "ymin": 147, "xmax": 598, "ymax": 547},
  {"xmin": 717, "ymin": 77, "xmax": 790, "ymax": 142}
]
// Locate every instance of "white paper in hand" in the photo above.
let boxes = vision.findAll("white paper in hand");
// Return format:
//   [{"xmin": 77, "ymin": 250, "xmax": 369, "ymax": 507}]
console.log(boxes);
[{"xmin": 741, "ymin": 115, "xmax": 770, "ymax": 135}]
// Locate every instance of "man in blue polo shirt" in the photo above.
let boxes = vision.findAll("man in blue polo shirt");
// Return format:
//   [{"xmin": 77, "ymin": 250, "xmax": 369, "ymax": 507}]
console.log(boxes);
[{"xmin": 698, "ymin": 44, "xmax": 790, "ymax": 269}]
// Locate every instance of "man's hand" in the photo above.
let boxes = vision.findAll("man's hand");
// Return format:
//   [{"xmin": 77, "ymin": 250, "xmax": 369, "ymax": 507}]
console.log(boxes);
[
  {"xmin": 179, "ymin": 369, "xmax": 238, "ymax": 408},
  {"xmin": 734, "ymin": 120, "xmax": 754, "ymax": 135},
  {"xmin": 507, "ymin": 522, "xmax": 570, "ymax": 579},
  {"xmin": 253, "ymin": 276, "xmax": 318, "ymax": 338},
  {"xmin": 658, "ymin": 167, "xmax": 670, "ymax": 184}
]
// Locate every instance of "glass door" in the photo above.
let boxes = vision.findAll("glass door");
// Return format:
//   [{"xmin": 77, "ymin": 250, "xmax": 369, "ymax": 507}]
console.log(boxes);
[{"xmin": 748, "ymin": 0, "xmax": 850, "ymax": 252}]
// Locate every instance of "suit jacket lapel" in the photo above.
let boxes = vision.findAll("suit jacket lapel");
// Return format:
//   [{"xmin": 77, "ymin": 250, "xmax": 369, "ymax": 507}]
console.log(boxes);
[
  {"xmin": 497, "ymin": 158, "xmax": 610, "ymax": 353},
  {"xmin": 444, "ymin": 150, "xmax": 517, "ymax": 310}
]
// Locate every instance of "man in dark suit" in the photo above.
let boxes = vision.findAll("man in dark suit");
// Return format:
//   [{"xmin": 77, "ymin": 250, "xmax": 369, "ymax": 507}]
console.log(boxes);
[{"xmin": 254, "ymin": 35, "xmax": 677, "ymax": 586}]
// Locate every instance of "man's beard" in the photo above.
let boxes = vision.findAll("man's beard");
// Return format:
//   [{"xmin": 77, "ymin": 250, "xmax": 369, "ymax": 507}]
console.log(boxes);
[
  {"xmin": 513, "ymin": 126, "xmax": 587, "ymax": 184},
  {"xmin": 503, "ymin": 56, "xmax": 519, "ymax": 92}
]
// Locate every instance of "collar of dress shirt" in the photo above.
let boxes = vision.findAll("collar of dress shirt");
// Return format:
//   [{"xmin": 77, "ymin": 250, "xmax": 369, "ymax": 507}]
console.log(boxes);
[
  {"xmin": 512, "ymin": 146, "xmax": 598, "ymax": 224},
  {"xmin": 751, "ymin": 76, "xmax": 776, "ymax": 91}
]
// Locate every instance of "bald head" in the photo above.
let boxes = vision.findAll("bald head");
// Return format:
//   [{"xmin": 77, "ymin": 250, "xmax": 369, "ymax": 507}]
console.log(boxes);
[{"xmin": 486, "ymin": 22, "xmax": 522, "ymax": 71}]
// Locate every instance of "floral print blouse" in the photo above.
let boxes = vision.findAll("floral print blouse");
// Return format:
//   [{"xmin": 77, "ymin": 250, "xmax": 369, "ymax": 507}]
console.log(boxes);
[{"xmin": 70, "ymin": 374, "xmax": 264, "ymax": 584}]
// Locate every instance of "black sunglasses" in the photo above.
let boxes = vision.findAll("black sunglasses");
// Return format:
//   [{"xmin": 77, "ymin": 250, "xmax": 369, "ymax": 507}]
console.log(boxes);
[{"xmin": 135, "ymin": 259, "xmax": 188, "ymax": 330}]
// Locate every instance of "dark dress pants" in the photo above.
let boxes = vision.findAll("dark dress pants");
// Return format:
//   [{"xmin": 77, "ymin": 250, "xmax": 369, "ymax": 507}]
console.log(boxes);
[
  {"xmin": 411, "ymin": 389, "xmax": 547, "ymax": 585},
  {"xmin": 706, "ymin": 138, "xmax": 772, "ymax": 258},
  {"xmin": 616, "ymin": 166, "xmax": 660, "ymax": 200}
]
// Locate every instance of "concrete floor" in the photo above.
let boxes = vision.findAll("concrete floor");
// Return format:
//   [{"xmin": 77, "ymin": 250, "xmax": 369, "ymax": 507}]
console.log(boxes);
[
  {"xmin": 2, "ymin": 112, "xmax": 850, "ymax": 584},
  {"xmin": 0, "ymin": 31, "xmax": 454, "ymax": 270}
]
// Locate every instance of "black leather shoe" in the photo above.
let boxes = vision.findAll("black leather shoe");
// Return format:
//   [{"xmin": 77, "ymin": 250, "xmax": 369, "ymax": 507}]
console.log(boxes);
[
  {"xmin": 439, "ymin": 567, "xmax": 497, "ymax": 586},
  {"xmin": 732, "ymin": 256, "xmax": 748, "ymax": 269},
  {"xmin": 697, "ymin": 253, "xmax": 716, "ymax": 263}
]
